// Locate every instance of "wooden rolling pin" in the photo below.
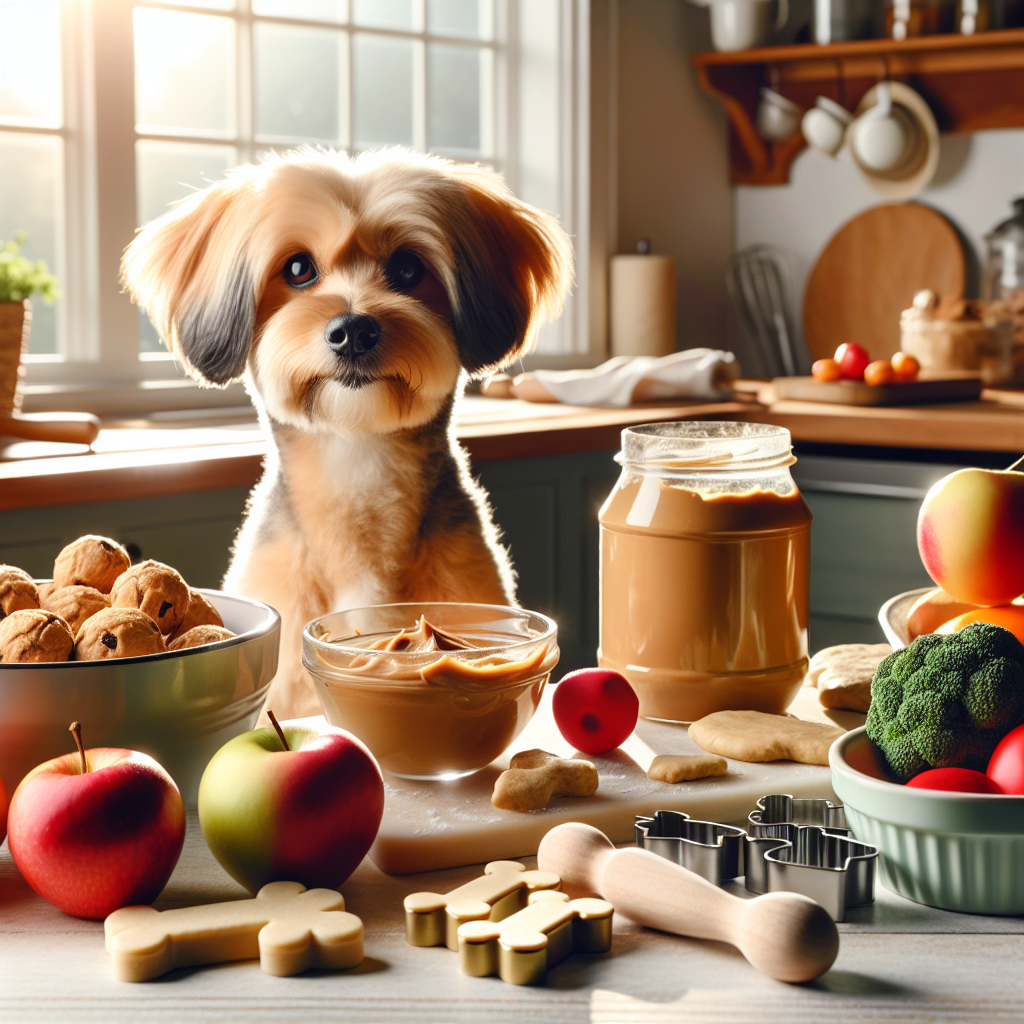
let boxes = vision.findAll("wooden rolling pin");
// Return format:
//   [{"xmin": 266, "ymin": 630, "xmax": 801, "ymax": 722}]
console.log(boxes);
[
  {"xmin": 537, "ymin": 822, "xmax": 839, "ymax": 983},
  {"xmin": 0, "ymin": 412, "xmax": 101, "ymax": 445}
]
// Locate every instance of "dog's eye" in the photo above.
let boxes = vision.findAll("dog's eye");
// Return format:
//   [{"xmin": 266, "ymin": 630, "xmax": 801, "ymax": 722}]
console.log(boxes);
[
  {"xmin": 284, "ymin": 253, "xmax": 318, "ymax": 288},
  {"xmin": 384, "ymin": 250, "xmax": 426, "ymax": 293}
]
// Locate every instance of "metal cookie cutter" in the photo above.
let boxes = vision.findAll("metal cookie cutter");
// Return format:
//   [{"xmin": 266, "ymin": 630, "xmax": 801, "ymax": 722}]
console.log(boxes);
[
  {"xmin": 748, "ymin": 794, "xmax": 847, "ymax": 832},
  {"xmin": 635, "ymin": 810, "xmax": 746, "ymax": 886}
]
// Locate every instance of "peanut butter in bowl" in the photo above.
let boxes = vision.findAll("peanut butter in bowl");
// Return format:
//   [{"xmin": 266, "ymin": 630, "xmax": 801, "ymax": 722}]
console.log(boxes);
[{"xmin": 302, "ymin": 604, "xmax": 559, "ymax": 779}]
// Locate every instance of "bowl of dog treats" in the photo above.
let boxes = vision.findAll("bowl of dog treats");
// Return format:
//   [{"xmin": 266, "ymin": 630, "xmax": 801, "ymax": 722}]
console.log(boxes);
[
  {"xmin": 0, "ymin": 535, "xmax": 279, "ymax": 806},
  {"xmin": 304, "ymin": 602, "xmax": 558, "ymax": 780}
]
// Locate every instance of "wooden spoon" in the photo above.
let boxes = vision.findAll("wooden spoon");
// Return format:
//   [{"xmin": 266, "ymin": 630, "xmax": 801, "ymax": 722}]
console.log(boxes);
[{"xmin": 537, "ymin": 822, "xmax": 839, "ymax": 983}]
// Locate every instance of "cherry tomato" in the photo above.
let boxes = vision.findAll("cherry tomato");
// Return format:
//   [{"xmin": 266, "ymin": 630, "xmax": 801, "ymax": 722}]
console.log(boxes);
[
  {"xmin": 905, "ymin": 767, "xmax": 1003, "ymax": 793},
  {"xmin": 864, "ymin": 360, "xmax": 895, "ymax": 386},
  {"xmin": 987, "ymin": 724, "xmax": 1024, "ymax": 794},
  {"xmin": 891, "ymin": 351, "xmax": 920, "ymax": 382},
  {"xmin": 811, "ymin": 358, "xmax": 843, "ymax": 383},
  {"xmin": 834, "ymin": 343, "xmax": 871, "ymax": 380},
  {"xmin": 552, "ymin": 669, "xmax": 639, "ymax": 754}
]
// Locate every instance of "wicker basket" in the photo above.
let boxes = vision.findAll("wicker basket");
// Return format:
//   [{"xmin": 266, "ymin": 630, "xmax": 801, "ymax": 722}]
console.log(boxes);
[{"xmin": 0, "ymin": 299, "xmax": 31, "ymax": 417}]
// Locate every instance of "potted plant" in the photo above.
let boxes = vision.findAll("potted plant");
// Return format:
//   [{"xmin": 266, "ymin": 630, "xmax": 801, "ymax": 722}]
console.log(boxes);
[{"xmin": 0, "ymin": 232, "xmax": 59, "ymax": 418}]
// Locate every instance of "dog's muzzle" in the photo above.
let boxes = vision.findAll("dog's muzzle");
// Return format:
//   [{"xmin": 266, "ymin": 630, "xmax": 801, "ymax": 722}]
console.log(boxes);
[{"xmin": 325, "ymin": 313, "xmax": 381, "ymax": 359}]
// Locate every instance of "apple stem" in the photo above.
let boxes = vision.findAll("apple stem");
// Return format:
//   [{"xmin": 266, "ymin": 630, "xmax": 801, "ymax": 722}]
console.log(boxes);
[
  {"xmin": 1007, "ymin": 454, "xmax": 1024, "ymax": 472},
  {"xmin": 69, "ymin": 721, "xmax": 88, "ymax": 774},
  {"xmin": 266, "ymin": 709, "xmax": 290, "ymax": 752}
]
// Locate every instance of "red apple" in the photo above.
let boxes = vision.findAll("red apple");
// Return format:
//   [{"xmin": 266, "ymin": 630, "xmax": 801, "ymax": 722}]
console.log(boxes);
[
  {"xmin": 7, "ymin": 723, "xmax": 185, "ymax": 919},
  {"xmin": 197, "ymin": 713, "xmax": 384, "ymax": 894},
  {"xmin": 553, "ymin": 668, "xmax": 639, "ymax": 754},
  {"xmin": 917, "ymin": 468, "xmax": 1024, "ymax": 607},
  {"xmin": 0, "ymin": 774, "xmax": 7, "ymax": 846},
  {"xmin": 906, "ymin": 767, "xmax": 1003, "ymax": 794},
  {"xmin": 834, "ymin": 343, "xmax": 871, "ymax": 380}
]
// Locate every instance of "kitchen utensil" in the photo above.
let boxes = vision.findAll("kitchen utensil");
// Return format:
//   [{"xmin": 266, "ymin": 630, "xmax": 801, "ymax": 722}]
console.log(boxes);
[
  {"xmin": 0, "ymin": 589, "xmax": 280, "ymax": 806},
  {"xmin": 748, "ymin": 793, "xmax": 847, "ymax": 830},
  {"xmin": 726, "ymin": 245, "xmax": 800, "ymax": 376},
  {"xmin": 803, "ymin": 204, "xmax": 965, "ymax": 362},
  {"xmin": 756, "ymin": 87, "xmax": 802, "ymax": 142},
  {"xmin": 832, "ymin": 726, "xmax": 1024, "ymax": 914},
  {"xmin": 771, "ymin": 373, "xmax": 983, "ymax": 405},
  {"xmin": 849, "ymin": 83, "xmax": 908, "ymax": 172},
  {"xmin": 634, "ymin": 810, "xmax": 746, "ymax": 886},
  {"xmin": 0, "ymin": 412, "xmax": 101, "ymax": 446},
  {"xmin": 801, "ymin": 96, "xmax": 852, "ymax": 157},
  {"xmin": 878, "ymin": 586, "xmax": 933, "ymax": 649},
  {"xmin": 689, "ymin": 0, "xmax": 789, "ymax": 51},
  {"xmin": 537, "ymin": 821, "xmax": 839, "ymax": 983}
]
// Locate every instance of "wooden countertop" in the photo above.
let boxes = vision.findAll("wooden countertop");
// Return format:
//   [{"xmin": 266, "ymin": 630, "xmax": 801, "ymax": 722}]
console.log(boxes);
[{"xmin": 3, "ymin": 387, "xmax": 1024, "ymax": 511}]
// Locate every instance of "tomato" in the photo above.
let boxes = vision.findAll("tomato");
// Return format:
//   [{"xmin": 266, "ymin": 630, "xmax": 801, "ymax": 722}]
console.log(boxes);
[
  {"xmin": 552, "ymin": 668, "xmax": 639, "ymax": 754},
  {"xmin": 812, "ymin": 358, "xmax": 843, "ymax": 383},
  {"xmin": 834, "ymin": 343, "xmax": 871, "ymax": 380},
  {"xmin": 987, "ymin": 724, "xmax": 1024, "ymax": 794},
  {"xmin": 864, "ymin": 360, "xmax": 895, "ymax": 386},
  {"xmin": 906, "ymin": 767, "xmax": 1003, "ymax": 793}
]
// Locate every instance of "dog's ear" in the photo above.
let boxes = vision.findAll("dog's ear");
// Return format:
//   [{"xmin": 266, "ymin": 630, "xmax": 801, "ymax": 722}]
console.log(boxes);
[
  {"xmin": 444, "ymin": 167, "xmax": 573, "ymax": 375},
  {"xmin": 121, "ymin": 175, "xmax": 259, "ymax": 386}
]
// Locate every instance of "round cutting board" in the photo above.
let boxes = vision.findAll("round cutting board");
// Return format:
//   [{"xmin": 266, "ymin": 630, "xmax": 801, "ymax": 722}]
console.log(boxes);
[{"xmin": 804, "ymin": 204, "xmax": 965, "ymax": 362}]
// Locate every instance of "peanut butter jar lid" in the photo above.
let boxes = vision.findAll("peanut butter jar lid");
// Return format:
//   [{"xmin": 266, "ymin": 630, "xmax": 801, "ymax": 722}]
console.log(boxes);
[{"xmin": 617, "ymin": 421, "xmax": 795, "ymax": 474}]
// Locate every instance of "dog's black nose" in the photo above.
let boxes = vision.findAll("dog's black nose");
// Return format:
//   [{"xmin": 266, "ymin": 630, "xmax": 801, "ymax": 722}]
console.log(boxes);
[{"xmin": 325, "ymin": 313, "xmax": 381, "ymax": 356}]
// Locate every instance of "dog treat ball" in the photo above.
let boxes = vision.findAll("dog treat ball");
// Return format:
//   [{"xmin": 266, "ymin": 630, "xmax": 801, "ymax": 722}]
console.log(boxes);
[
  {"xmin": 552, "ymin": 668, "xmax": 640, "ymax": 754},
  {"xmin": 167, "ymin": 587, "xmax": 223, "ymax": 644},
  {"xmin": 40, "ymin": 584, "xmax": 111, "ymax": 634},
  {"xmin": 53, "ymin": 535, "xmax": 131, "ymax": 594},
  {"xmin": 0, "ymin": 565, "xmax": 39, "ymax": 619},
  {"xmin": 109, "ymin": 560, "xmax": 191, "ymax": 634},
  {"xmin": 75, "ymin": 607, "xmax": 166, "ymax": 661},
  {"xmin": 0, "ymin": 609, "xmax": 74, "ymax": 663},
  {"xmin": 169, "ymin": 625, "xmax": 236, "ymax": 651}
]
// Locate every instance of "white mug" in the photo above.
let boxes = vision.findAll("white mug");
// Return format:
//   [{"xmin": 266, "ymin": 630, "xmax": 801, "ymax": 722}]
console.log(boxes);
[
  {"xmin": 849, "ymin": 82, "xmax": 911, "ymax": 172},
  {"xmin": 756, "ymin": 87, "xmax": 802, "ymax": 142},
  {"xmin": 693, "ymin": 0, "xmax": 789, "ymax": 52},
  {"xmin": 801, "ymin": 96, "xmax": 852, "ymax": 157}
]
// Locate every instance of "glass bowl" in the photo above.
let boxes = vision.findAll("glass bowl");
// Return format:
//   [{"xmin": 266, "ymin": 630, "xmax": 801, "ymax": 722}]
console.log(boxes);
[{"xmin": 303, "ymin": 603, "xmax": 559, "ymax": 780}]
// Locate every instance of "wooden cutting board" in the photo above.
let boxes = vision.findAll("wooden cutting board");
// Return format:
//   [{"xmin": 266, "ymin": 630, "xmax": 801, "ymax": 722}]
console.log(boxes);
[
  {"xmin": 804, "ymin": 205, "xmax": 966, "ymax": 362},
  {"xmin": 368, "ymin": 687, "xmax": 859, "ymax": 875},
  {"xmin": 772, "ymin": 374, "xmax": 983, "ymax": 406}
]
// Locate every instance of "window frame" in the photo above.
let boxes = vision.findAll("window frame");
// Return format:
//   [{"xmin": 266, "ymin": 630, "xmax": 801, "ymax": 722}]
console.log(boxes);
[{"xmin": 14, "ymin": 0, "xmax": 594, "ymax": 416}]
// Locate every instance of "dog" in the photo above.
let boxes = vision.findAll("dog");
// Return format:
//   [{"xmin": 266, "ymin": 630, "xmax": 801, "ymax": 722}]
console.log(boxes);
[{"xmin": 121, "ymin": 147, "xmax": 573, "ymax": 719}]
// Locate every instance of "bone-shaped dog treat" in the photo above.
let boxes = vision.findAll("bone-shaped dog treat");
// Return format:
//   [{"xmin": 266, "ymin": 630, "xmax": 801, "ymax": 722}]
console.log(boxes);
[
  {"xmin": 538, "ymin": 822, "xmax": 838, "ymax": 983},
  {"xmin": 404, "ymin": 859, "xmax": 561, "ymax": 949},
  {"xmin": 458, "ymin": 889, "xmax": 613, "ymax": 985},
  {"xmin": 491, "ymin": 748, "xmax": 599, "ymax": 811},
  {"xmin": 104, "ymin": 881, "xmax": 364, "ymax": 981}
]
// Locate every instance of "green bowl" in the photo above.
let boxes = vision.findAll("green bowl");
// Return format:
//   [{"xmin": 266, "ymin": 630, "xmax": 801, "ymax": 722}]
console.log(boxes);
[{"xmin": 830, "ymin": 727, "xmax": 1024, "ymax": 914}]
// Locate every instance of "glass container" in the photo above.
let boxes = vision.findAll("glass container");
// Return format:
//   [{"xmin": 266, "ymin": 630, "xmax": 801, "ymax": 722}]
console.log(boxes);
[{"xmin": 984, "ymin": 198, "xmax": 1024, "ymax": 304}]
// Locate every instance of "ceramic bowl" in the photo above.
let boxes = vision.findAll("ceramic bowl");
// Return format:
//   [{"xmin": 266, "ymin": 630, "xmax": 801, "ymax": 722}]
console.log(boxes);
[
  {"xmin": 831, "ymin": 727, "xmax": 1024, "ymax": 914},
  {"xmin": 304, "ymin": 602, "xmax": 559, "ymax": 780},
  {"xmin": 878, "ymin": 586, "xmax": 932, "ymax": 649},
  {"xmin": 0, "ymin": 590, "xmax": 280, "ymax": 807}
]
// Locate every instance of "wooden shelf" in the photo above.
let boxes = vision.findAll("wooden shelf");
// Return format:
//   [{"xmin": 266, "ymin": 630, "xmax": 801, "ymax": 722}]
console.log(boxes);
[{"xmin": 691, "ymin": 29, "xmax": 1024, "ymax": 185}]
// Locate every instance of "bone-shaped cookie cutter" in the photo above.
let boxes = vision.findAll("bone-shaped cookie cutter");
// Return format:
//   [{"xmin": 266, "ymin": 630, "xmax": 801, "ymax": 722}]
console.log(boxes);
[
  {"xmin": 404, "ymin": 860, "xmax": 561, "ymax": 950},
  {"xmin": 457, "ymin": 889, "xmax": 613, "ymax": 985},
  {"xmin": 634, "ymin": 810, "xmax": 746, "ymax": 886},
  {"xmin": 104, "ymin": 881, "xmax": 363, "ymax": 981},
  {"xmin": 748, "ymin": 793, "xmax": 847, "ymax": 832}
]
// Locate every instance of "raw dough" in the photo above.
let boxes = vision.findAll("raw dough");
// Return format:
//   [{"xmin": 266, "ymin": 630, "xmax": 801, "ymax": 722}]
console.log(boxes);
[
  {"xmin": 109, "ymin": 560, "xmax": 191, "ymax": 634},
  {"xmin": 52, "ymin": 535, "xmax": 131, "ymax": 593},
  {"xmin": 0, "ymin": 565, "xmax": 39, "ymax": 618},
  {"xmin": 168, "ymin": 625, "xmax": 235, "ymax": 651},
  {"xmin": 166, "ymin": 587, "xmax": 223, "ymax": 643},
  {"xmin": 75, "ymin": 607, "xmax": 166, "ymax": 661},
  {"xmin": 0, "ymin": 608, "xmax": 74, "ymax": 663},
  {"xmin": 688, "ymin": 710, "xmax": 845, "ymax": 766},
  {"xmin": 40, "ymin": 584, "xmax": 110, "ymax": 634},
  {"xmin": 805, "ymin": 643, "xmax": 892, "ymax": 713},
  {"xmin": 491, "ymin": 749, "xmax": 599, "ymax": 811},
  {"xmin": 647, "ymin": 753, "xmax": 728, "ymax": 783}
]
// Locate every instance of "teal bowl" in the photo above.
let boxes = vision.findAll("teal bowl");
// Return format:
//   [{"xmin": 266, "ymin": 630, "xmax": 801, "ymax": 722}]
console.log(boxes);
[{"xmin": 831, "ymin": 727, "xmax": 1024, "ymax": 915}]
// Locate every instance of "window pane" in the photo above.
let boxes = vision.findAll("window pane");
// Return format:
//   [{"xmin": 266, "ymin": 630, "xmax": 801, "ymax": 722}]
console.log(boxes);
[
  {"xmin": 254, "ymin": 24, "xmax": 340, "ymax": 142},
  {"xmin": 253, "ymin": 0, "xmax": 347, "ymax": 22},
  {"xmin": 0, "ymin": 133, "xmax": 61, "ymax": 354},
  {"xmin": 149, "ymin": 0, "xmax": 235, "ymax": 9},
  {"xmin": 428, "ymin": 0, "xmax": 491, "ymax": 39},
  {"xmin": 0, "ymin": 0, "xmax": 61, "ymax": 126},
  {"xmin": 134, "ymin": 9, "xmax": 234, "ymax": 136},
  {"xmin": 428, "ymin": 44, "xmax": 482, "ymax": 152},
  {"xmin": 353, "ymin": 34, "xmax": 414, "ymax": 147},
  {"xmin": 136, "ymin": 140, "xmax": 237, "ymax": 353},
  {"xmin": 352, "ymin": 0, "xmax": 416, "ymax": 30}
]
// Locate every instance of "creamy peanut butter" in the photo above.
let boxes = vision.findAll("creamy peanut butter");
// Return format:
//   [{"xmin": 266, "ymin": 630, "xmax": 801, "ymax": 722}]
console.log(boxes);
[{"xmin": 598, "ymin": 477, "xmax": 810, "ymax": 722}]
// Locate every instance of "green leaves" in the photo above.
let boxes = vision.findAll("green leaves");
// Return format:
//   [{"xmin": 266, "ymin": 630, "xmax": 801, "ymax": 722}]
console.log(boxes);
[{"xmin": 0, "ymin": 233, "xmax": 59, "ymax": 305}]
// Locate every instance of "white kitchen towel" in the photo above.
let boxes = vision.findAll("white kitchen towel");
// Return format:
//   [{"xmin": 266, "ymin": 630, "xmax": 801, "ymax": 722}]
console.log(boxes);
[{"xmin": 531, "ymin": 349, "xmax": 739, "ymax": 407}]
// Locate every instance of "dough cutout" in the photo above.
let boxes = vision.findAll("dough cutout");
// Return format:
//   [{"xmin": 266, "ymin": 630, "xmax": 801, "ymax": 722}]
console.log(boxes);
[
  {"xmin": 689, "ymin": 710, "xmax": 844, "ymax": 766},
  {"xmin": 647, "ymin": 753, "xmax": 728, "ymax": 783}
]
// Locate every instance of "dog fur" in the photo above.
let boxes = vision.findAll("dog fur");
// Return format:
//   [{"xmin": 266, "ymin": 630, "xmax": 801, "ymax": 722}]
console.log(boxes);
[{"xmin": 121, "ymin": 147, "xmax": 573, "ymax": 719}]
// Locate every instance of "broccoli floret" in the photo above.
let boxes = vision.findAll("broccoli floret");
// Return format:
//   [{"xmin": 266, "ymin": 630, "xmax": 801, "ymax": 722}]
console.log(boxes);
[{"xmin": 866, "ymin": 622, "xmax": 1024, "ymax": 780}]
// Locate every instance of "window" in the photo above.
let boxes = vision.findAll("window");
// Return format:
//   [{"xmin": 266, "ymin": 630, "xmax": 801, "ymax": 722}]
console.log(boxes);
[{"xmin": 0, "ymin": 0, "xmax": 589, "ymax": 415}]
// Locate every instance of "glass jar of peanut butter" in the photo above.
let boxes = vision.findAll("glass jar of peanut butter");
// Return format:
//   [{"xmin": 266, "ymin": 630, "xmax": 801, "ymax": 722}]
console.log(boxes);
[{"xmin": 598, "ymin": 422, "xmax": 811, "ymax": 723}]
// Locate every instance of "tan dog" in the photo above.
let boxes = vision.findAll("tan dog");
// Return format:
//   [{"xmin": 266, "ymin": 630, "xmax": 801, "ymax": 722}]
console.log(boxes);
[{"xmin": 122, "ymin": 148, "xmax": 572, "ymax": 718}]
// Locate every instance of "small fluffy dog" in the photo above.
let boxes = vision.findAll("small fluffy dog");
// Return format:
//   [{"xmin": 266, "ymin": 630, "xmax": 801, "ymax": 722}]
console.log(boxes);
[{"xmin": 122, "ymin": 148, "xmax": 572, "ymax": 718}]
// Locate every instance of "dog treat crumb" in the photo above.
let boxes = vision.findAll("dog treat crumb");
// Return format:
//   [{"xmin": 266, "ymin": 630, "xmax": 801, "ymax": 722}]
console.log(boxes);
[
  {"xmin": 0, "ymin": 565, "xmax": 39, "ymax": 618},
  {"xmin": 0, "ymin": 608, "xmax": 74, "ymax": 663},
  {"xmin": 53, "ymin": 535, "xmax": 131, "ymax": 594},
  {"xmin": 492, "ymin": 749, "xmax": 599, "ymax": 811},
  {"xmin": 167, "ymin": 587, "xmax": 224, "ymax": 643},
  {"xmin": 109, "ymin": 560, "xmax": 191, "ymax": 634},
  {"xmin": 689, "ymin": 710, "xmax": 844, "ymax": 766},
  {"xmin": 806, "ymin": 643, "xmax": 891, "ymax": 713},
  {"xmin": 40, "ymin": 584, "xmax": 110, "ymax": 634},
  {"xmin": 647, "ymin": 753, "xmax": 728, "ymax": 783},
  {"xmin": 75, "ymin": 607, "xmax": 166, "ymax": 661},
  {"xmin": 169, "ymin": 625, "xmax": 236, "ymax": 651}
]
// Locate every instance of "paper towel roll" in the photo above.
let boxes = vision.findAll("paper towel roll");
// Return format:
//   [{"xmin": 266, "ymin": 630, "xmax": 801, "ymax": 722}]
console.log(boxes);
[{"xmin": 610, "ymin": 254, "xmax": 677, "ymax": 358}]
